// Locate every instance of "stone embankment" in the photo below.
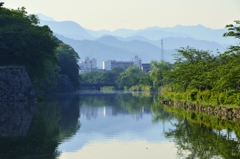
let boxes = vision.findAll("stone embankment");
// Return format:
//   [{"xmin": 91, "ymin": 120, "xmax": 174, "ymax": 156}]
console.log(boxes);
[
  {"xmin": 0, "ymin": 66, "xmax": 37, "ymax": 136},
  {"xmin": 0, "ymin": 66, "xmax": 37, "ymax": 103},
  {"xmin": 162, "ymin": 99, "xmax": 240, "ymax": 123}
]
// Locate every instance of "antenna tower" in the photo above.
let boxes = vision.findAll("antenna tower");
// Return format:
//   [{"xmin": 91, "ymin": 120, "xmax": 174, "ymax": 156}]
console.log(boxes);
[{"xmin": 161, "ymin": 39, "xmax": 164, "ymax": 61}]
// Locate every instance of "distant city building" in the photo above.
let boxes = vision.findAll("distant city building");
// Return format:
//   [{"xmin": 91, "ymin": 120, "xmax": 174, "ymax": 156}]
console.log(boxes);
[
  {"xmin": 111, "ymin": 60, "xmax": 133, "ymax": 70},
  {"xmin": 141, "ymin": 63, "xmax": 151, "ymax": 73},
  {"xmin": 102, "ymin": 55, "xmax": 142, "ymax": 70},
  {"xmin": 132, "ymin": 55, "xmax": 142, "ymax": 68},
  {"xmin": 79, "ymin": 57, "xmax": 97, "ymax": 74},
  {"xmin": 102, "ymin": 60, "xmax": 111, "ymax": 71},
  {"xmin": 79, "ymin": 55, "xmax": 148, "ymax": 74}
]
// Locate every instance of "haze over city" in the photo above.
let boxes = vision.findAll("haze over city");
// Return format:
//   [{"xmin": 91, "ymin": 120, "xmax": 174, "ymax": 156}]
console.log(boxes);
[{"xmin": 4, "ymin": 0, "xmax": 240, "ymax": 31}]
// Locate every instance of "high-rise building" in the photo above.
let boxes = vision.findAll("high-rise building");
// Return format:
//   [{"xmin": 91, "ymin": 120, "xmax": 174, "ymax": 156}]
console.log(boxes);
[
  {"xmin": 102, "ymin": 60, "xmax": 111, "ymax": 70},
  {"xmin": 102, "ymin": 55, "xmax": 142, "ymax": 70},
  {"xmin": 79, "ymin": 57, "xmax": 97, "ymax": 74},
  {"xmin": 133, "ymin": 55, "xmax": 142, "ymax": 68}
]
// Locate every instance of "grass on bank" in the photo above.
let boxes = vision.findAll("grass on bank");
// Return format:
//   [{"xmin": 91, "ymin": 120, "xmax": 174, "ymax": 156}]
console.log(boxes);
[
  {"xmin": 129, "ymin": 85, "xmax": 155, "ymax": 92},
  {"xmin": 160, "ymin": 88, "xmax": 240, "ymax": 108}
]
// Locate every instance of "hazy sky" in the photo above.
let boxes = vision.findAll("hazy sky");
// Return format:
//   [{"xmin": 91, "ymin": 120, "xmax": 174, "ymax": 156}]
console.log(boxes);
[{"xmin": 4, "ymin": 0, "xmax": 240, "ymax": 31}]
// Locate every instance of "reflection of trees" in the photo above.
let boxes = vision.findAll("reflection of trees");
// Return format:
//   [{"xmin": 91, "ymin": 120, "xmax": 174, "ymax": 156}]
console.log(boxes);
[
  {"xmin": 0, "ymin": 93, "xmax": 81, "ymax": 159},
  {"xmin": 79, "ymin": 92, "xmax": 158, "ymax": 115},
  {"xmin": 116, "ymin": 94, "xmax": 146, "ymax": 114},
  {"xmin": 58, "ymin": 95, "xmax": 81, "ymax": 140},
  {"xmin": 150, "ymin": 97, "xmax": 173, "ymax": 123},
  {"xmin": 149, "ymin": 97, "xmax": 174, "ymax": 133},
  {"xmin": 0, "ymin": 101, "xmax": 61, "ymax": 159},
  {"xmin": 79, "ymin": 93, "xmax": 117, "ymax": 107},
  {"xmin": 164, "ymin": 108, "xmax": 240, "ymax": 159}
]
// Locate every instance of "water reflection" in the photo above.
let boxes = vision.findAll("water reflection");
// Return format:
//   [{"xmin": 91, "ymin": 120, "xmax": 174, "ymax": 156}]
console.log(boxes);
[
  {"xmin": 163, "ymin": 105, "xmax": 240, "ymax": 159},
  {"xmin": 57, "ymin": 91, "xmax": 175, "ymax": 159},
  {"xmin": 79, "ymin": 91, "xmax": 154, "ymax": 117},
  {"xmin": 0, "ymin": 93, "xmax": 80, "ymax": 159},
  {"xmin": 2, "ymin": 91, "xmax": 240, "ymax": 159},
  {"xmin": 0, "ymin": 102, "xmax": 35, "ymax": 137},
  {"xmin": 60, "ymin": 141, "xmax": 178, "ymax": 159}
]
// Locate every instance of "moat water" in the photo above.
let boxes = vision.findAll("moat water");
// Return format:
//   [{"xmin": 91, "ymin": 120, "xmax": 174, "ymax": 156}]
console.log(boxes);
[{"xmin": 0, "ymin": 90, "xmax": 240, "ymax": 159}]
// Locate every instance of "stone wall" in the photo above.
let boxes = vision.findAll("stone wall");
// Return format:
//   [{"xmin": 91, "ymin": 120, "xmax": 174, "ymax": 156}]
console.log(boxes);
[
  {"xmin": 162, "ymin": 99, "xmax": 240, "ymax": 123},
  {"xmin": 0, "ymin": 66, "xmax": 37, "ymax": 136}
]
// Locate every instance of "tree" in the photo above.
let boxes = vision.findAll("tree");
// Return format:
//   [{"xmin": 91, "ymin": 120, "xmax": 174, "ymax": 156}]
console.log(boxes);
[
  {"xmin": 139, "ymin": 74, "xmax": 152, "ymax": 86},
  {"xmin": 149, "ymin": 60, "xmax": 172, "ymax": 88},
  {"xmin": 56, "ymin": 40, "xmax": 80, "ymax": 88},
  {"xmin": 0, "ymin": 7, "xmax": 58, "ymax": 84},
  {"xmin": 164, "ymin": 47, "xmax": 215, "ymax": 92},
  {"xmin": 215, "ymin": 20, "xmax": 240, "ymax": 91},
  {"xmin": 116, "ymin": 66, "xmax": 145, "ymax": 89},
  {"xmin": 223, "ymin": 20, "xmax": 240, "ymax": 53}
]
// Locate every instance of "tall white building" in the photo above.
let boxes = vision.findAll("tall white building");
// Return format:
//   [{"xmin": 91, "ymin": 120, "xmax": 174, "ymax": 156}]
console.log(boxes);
[
  {"xmin": 132, "ymin": 55, "xmax": 142, "ymax": 68},
  {"xmin": 79, "ymin": 57, "xmax": 97, "ymax": 74},
  {"xmin": 102, "ymin": 60, "xmax": 111, "ymax": 70}
]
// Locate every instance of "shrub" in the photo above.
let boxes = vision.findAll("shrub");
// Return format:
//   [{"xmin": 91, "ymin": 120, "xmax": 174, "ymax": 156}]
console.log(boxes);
[
  {"xmin": 188, "ymin": 89, "xmax": 198, "ymax": 101},
  {"xmin": 197, "ymin": 90, "xmax": 211, "ymax": 102}
]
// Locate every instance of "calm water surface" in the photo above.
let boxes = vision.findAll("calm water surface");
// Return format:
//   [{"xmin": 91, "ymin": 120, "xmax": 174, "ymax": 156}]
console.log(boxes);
[{"xmin": 1, "ymin": 91, "xmax": 240, "ymax": 159}]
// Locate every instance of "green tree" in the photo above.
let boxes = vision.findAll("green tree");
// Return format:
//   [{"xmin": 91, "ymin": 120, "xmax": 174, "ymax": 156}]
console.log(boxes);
[
  {"xmin": 164, "ymin": 47, "xmax": 215, "ymax": 92},
  {"xmin": 215, "ymin": 20, "xmax": 240, "ymax": 91},
  {"xmin": 139, "ymin": 74, "xmax": 153, "ymax": 86},
  {"xmin": 149, "ymin": 60, "xmax": 172, "ymax": 88},
  {"xmin": 34, "ymin": 60, "xmax": 60, "ymax": 94},
  {"xmin": 0, "ymin": 7, "xmax": 58, "ymax": 83},
  {"xmin": 80, "ymin": 71, "xmax": 104, "ymax": 83},
  {"xmin": 56, "ymin": 41, "xmax": 80, "ymax": 88},
  {"xmin": 116, "ymin": 66, "xmax": 145, "ymax": 89},
  {"xmin": 223, "ymin": 20, "xmax": 240, "ymax": 53},
  {"xmin": 213, "ymin": 52, "xmax": 240, "ymax": 91}
]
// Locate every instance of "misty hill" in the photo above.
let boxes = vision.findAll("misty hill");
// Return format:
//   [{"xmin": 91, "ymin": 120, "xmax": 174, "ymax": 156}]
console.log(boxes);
[
  {"xmin": 97, "ymin": 36, "xmax": 161, "ymax": 53},
  {"xmin": 37, "ymin": 14, "xmax": 230, "ymax": 68},
  {"xmin": 157, "ymin": 25, "xmax": 233, "ymax": 45},
  {"xmin": 56, "ymin": 34, "xmax": 226, "ymax": 68},
  {"xmin": 85, "ymin": 28, "xmax": 190, "ymax": 40},
  {"xmin": 39, "ymin": 20, "xmax": 93, "ymax": 40},
  {"xmin": 55, "ymin": 34, "xmax": 175, "ymax": 66},
  {"xmin": 152, "ymin": 37, "xmax": 227, "ymax": 51},
  {"xmin": 114, "ymin": 35, "xmax": 226, "ymax": 52},
  {"xmin": 37, "ymin": 14, "xmax": 234, "ymax": 45},
  {"xmin": 86, "ymin": 26, "xmax": 234, "ymax": 45},
  {"xmin": 132, "ymin": 29, "xmax": 190, "ymax": 40},
  {"xmin": 36, "ymin": 13, "xmax": 55, "ymax": 21}
]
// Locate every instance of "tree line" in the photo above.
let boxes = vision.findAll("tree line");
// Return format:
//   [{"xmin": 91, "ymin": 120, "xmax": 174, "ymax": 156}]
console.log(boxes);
[
  {"xmin": 80, "ymin": 66, "xmax": 153, "ymax": 90},
  {"xmin": 0, "ymin": 6, "xmax": 80, "ymax": 95},
  {"xmin": 152, "ymin": 20, "xmax": 240, "ymax": 106}
]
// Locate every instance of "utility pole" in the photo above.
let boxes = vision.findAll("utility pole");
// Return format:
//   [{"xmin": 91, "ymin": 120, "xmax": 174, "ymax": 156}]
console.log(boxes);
[{"xmin": 161, "ymin": 39, "xmax": 164, "ymax": 61}]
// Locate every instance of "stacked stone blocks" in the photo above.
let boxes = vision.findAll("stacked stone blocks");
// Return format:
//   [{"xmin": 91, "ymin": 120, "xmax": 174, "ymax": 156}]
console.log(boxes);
[{"xmin": 0, "ymin": 66, "xmax": 37, "ymax": 136}]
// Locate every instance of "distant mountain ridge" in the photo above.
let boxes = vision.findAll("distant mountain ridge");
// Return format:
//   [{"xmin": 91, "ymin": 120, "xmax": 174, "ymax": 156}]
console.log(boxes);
[
  {"xmin": 39, "ymin": 20, "xmax": 94, "ymax": 40},
  {"xmin": 37, "ymin": 14, "xmax": 234, "ymax": 67},
  {"xmin": 36, "ymin": 13, "xmax": 55, "ymax": 21},
  {"xmin": 55, "ymin": 34, "xmax": 226, "ymax": 67}
]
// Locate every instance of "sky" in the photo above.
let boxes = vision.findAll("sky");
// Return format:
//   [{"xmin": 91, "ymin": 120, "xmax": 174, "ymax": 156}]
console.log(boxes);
[{"xmin": 4, "ymin": 0, "xmax": 240, "ymax": 31}]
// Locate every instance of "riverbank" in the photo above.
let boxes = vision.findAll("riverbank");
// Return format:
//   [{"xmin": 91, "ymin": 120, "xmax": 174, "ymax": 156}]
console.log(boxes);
[
  {"xmin": 161, "ymin": 99, "xmax": 240, "ymax": 123},
  {"xmin": 162, "ymin": 103, "xmax": 240, "ymax": 138}
]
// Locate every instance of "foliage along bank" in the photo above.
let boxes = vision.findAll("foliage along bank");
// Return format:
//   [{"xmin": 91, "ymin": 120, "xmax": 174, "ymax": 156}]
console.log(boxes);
[
  {"xmin": 153, "ymin": 20, "xmax": 240, "ymax": 107},
  {"xmin": 80, "ymin": 66, "xmax": 154, "ymax": 91}
]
